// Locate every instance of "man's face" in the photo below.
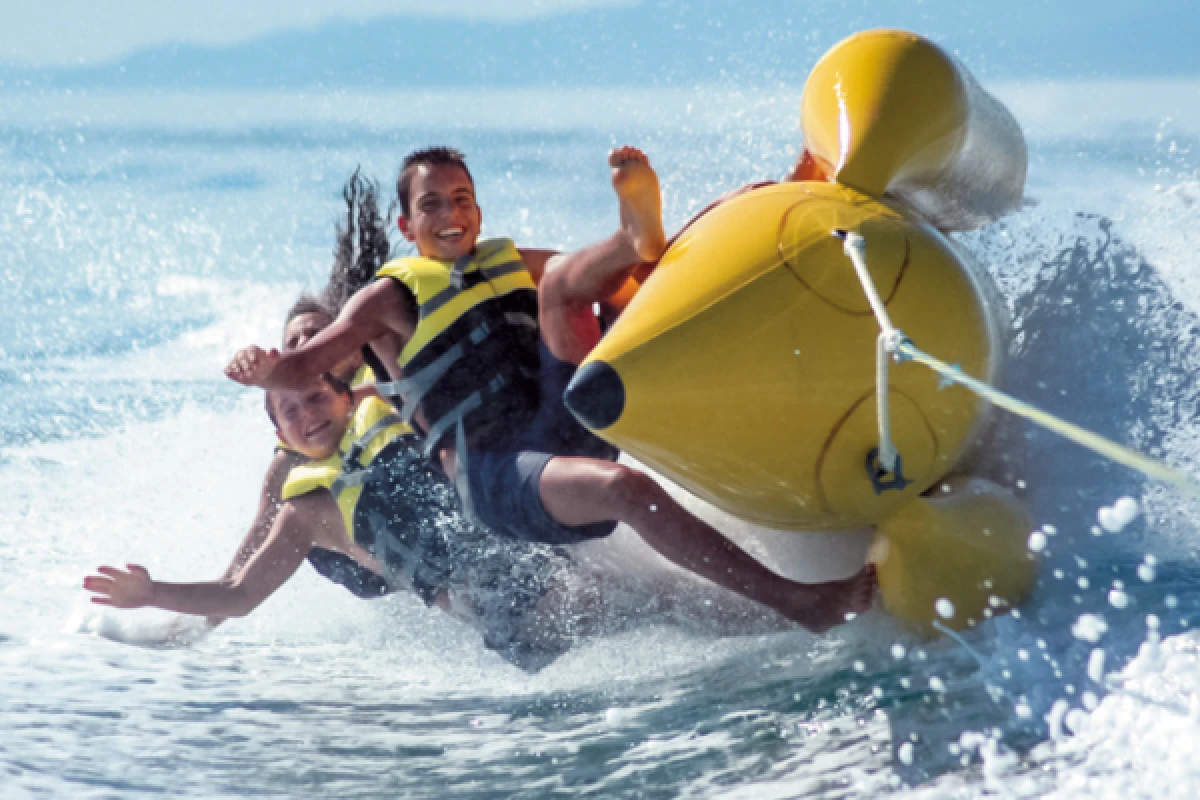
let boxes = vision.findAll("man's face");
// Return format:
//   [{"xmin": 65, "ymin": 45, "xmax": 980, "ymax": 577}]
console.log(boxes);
[
  {"xmin": 398, "ymin": 163, "xmax": 482, "ymax": 261},
  {"xmin": 271, "ymin": 383, "xmax": 352, "ymax": 460}
]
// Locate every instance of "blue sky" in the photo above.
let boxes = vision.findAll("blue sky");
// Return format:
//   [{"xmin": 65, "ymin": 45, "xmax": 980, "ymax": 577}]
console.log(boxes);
[
  {"xmin": 5, "ymin": 1, "xmax": 1197, "ymax": 83},
  {"xmin": 1, "ymin": 0, "xmax": 630, "ymax": 67}
]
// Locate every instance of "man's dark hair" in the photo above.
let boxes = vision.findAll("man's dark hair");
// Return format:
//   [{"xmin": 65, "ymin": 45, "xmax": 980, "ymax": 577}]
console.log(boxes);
[{"xmin": 396, "ymin": 146, "xmax": 473, "ymax": 217}]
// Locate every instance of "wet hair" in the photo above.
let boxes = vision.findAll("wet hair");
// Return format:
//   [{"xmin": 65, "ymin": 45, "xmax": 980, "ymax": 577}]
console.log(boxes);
[
  {"xmin": 284, "ymin": 294, "xmax": 335, "ymax": 327},
  {"xmin": 278, "ymin": 170, "xmax": 389, "ymax": 340},
  {"xmin": 267, "ymin": 170, "xmax": 389, "ymax": 435},
  {"xmin": 396, "ymin": 146, "xmax": 474, "ymax": 217},
  {"xmin": 323, "ymin": 168, "xmax": 393, "ymax": 313}
]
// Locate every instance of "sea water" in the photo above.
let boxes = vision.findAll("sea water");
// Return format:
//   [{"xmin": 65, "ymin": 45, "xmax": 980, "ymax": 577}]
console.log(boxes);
[{"xmin": 3, "ymin": 82, "xmax": 1200, "ymax": 798}]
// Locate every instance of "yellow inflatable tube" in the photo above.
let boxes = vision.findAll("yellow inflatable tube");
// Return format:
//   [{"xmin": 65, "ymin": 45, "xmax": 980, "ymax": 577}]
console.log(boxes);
[
  {"xmin": 802, "ymin": 28, "xmax": 1027, "ymax": 230},
  {"xmin": 564, "ymin": 30, "xmax": 1037, "ymax": 633}
]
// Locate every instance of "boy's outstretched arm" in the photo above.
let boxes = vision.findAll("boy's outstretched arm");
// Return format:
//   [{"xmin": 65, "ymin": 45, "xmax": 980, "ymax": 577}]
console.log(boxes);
[
  {"xmin": 84, "ymin": 492, "xmax": 343, "ymax": 618},
  {"xmin": 201, "ymin": 447, "xmax": 306, "ymax": 627},
  {"xmin": 226, "ymin": 280, "xmax": 412, "ymax": 389}
]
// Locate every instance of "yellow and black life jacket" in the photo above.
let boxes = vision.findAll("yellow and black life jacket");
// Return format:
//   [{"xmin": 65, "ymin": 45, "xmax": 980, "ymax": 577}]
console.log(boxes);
[
  {"xmin": 281, "ymin": 395, "xmax": 497, "ymax": 605},
  {"xmin": 373, "ymin": 238, "xmax": 541, "ymax": 459},
  {"xmin": 281, "ymin": 395, "xmax": 413, "ymax": 536}
]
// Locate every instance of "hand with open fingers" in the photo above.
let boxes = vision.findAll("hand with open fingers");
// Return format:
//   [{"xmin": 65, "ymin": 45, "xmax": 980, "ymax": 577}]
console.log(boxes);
[
  {"xmin": 224, "ymin": 345, "xmax": 280, "ymax": 387},
  {"xmin": 83, "ymin": 564, "xmax": 154, "ymax": 609}
]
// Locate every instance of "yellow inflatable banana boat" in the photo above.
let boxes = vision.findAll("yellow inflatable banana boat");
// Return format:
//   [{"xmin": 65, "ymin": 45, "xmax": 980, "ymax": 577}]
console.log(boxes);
[{"xmin": 565, "ymin": 30, "xmax": 1038, "ymax": 635}]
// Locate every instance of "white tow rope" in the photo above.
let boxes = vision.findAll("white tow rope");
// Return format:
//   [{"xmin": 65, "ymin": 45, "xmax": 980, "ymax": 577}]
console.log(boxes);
[
  {"xmin": 838, "ymin": 230, "xmax": 904, "ymax": 473},
  {"xmin": 836, "ymin": 228, "xmax": 1200, "ymax": 499}
]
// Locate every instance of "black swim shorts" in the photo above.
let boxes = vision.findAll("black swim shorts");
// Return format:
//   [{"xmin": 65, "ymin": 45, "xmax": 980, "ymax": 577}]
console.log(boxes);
[{"xmin": 463, "ymin": 342, "xmax": 620, "ymax": 546}]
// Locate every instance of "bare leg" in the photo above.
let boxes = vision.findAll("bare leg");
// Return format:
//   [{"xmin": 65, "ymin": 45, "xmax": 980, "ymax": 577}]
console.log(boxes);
[
  {"xmin": 538, "ymin": 457, "xmax": 876, "ymax": 633},
  {"xmin": 539, "ymin": 146, "xmax": 667, "ymax": 364}
]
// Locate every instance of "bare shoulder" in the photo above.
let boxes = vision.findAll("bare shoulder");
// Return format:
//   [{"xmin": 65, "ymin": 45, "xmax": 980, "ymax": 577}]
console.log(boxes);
[
  {"xmin": 267, "ymin": 447, "xmax": 306, "ymax": 476},
  {"xmin": 517, "ymin": 248, "xmax": 559, "ymax": 284}
]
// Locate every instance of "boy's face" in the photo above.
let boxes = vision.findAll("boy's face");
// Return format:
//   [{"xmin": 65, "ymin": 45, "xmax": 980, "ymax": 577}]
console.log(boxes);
[
  {"xmin": 398, "ymin": 163, "xmax": 482, "ymax": 261},
  {"xmin": 271, "ymin": 382, "xmax": 352, "ymax": 460}
]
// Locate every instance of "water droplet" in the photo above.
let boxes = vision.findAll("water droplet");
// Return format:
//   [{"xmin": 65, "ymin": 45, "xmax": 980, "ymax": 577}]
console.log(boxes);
[
  {"xmin": 1087, "ymin": 648, "xmax": 1106, "ymax": 683},
  {"xmin": 1097, "ymin": 496, "xmax": 1139, "ymax": 532},
  {"xmin": 935, "ymin": 598, "xmax": 955, "ymax": 619},
  {"xmin": 1072, "ymin": 613, "xmax": 1108, "ymax": 642}
]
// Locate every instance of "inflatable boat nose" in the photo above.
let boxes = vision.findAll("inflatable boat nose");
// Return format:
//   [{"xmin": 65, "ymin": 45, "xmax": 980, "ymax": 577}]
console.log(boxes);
[{"xmin": 564, "ymin": 360, "xmax": 625, "ymax": 430}]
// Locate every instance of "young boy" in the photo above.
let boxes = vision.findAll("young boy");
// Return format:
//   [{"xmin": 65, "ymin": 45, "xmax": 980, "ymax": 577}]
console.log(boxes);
[
  {"xmin": 85, "ymin": 376, "xmax": 594, "ymax": 668},
  {"xmin": 225, "ymin": 146, "xmax": 875, "ymax": 633}
]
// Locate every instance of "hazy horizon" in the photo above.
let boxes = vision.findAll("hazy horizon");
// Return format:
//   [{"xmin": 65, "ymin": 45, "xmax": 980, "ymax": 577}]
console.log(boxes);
[{"xmin": 3, "ymin": 0, "xmax": 1199, "ymax": 86}]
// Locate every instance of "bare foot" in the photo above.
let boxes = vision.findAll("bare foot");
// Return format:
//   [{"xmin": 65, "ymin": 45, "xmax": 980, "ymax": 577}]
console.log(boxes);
[
  {"xmin": 785, "ymin": 563, "xmax": 877, "ymax": 634},
  {"xmin": 609, "ymin": 146, "xmax": 667, "ymax": 262}
]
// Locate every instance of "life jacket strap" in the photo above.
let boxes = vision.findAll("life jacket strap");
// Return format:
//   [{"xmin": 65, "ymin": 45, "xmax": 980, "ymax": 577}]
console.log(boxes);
[
  {"xmin": 327, "ymin": 413, "xmax": 405, "ymax": 500},
  {"xmin": 452, "ymin": 415, "xmax": 479, "ymax": 525},
  {"xmin": 366, "ymin": 508, "xmax": 423, "ymax": 592},
  {"xmin": 448, "ymin": 252, "xmax": 473, "ymax": 290},
  {"xmin": 421, "ymin": 388, "xmax": 487, "ymax": 461},
  {"xmin": 376, "ymin": 341, "xmax": 468, "ymax": 424},
  {"xmin": 503, "ymin": 310, "xmax": 539, "ymax": 332},
  {"xmin": 330, "ymin": 466, "xmax": 372, "ymax": 499},
  {"xmin": 420, "ymin": 258, "xmax": 527, "ymax": 319},
  {"xmin": 446, "ymin": 239, "xmax": 512, "ymax": 290},
  {"xmin": 375, "ymin": 311, "xmax": 540, "ymax": 428},
  {"xmin": 418, "ymin": 371, "xmax": 514, "ymax": 527},
  {"xmin": 341, "ymin": 413, "xmax": 405, "ymax": 470}
]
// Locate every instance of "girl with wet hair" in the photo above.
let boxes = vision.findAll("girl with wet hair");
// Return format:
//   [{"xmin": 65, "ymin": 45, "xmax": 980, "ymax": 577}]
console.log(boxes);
[{"xmin": 184, "ymin": 170, "xmax": 395, "ymax": 631}]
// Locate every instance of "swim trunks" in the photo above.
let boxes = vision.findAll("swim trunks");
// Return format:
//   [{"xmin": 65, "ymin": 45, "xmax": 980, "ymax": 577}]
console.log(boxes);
[{"xmin": 463, "ymin": 342, "xmax": 620, "ymax": 546}]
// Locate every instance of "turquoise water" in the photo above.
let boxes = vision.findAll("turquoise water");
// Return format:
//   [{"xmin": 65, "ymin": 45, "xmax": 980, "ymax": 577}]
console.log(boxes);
[{"xmin": 3, "ymin": 84, "xmax": 1200, "ymax": 797}]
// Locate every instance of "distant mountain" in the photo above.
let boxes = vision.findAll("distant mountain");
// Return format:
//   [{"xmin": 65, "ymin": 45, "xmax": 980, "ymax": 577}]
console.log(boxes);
[{"xmin": 3, "ymin": 0, "xmax": 1199, "ymax": 89}]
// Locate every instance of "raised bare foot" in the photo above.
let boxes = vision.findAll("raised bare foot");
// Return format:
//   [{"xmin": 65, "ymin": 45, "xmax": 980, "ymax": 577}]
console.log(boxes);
[{"xmin": 609, "ymin": 145, "xmax": 667, "ymax": 262}]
